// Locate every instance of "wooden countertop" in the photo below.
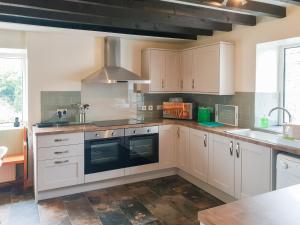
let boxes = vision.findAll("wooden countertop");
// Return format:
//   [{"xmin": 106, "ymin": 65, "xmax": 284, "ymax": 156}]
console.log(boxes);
[
  {"xmin": 198, "ymin": 184, "xmax": 300, "ymax": 225},
  {"xmin": 32, "ymin": 119, "xmax": 300, "ymax": 156}
]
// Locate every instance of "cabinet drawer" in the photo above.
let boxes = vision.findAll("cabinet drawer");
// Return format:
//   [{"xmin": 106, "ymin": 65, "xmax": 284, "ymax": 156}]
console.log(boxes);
[
  {"xmin": 38, "ymin": 144, "xmax": 84, "ymax": 161},
  {"xmin": 37, "ymin": 156, "xmax": 84, "ymax": 191},
  {"xmin": 37, "ymin": 133, "xmax": 84, "ymax": 148}
]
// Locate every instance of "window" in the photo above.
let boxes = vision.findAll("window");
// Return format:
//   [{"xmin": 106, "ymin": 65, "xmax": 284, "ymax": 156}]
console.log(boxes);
[
  {"xmin": 282, "ymin": 46, "xmax": 300, "ymax": 123},
  {"xmin": 0, "ymin": 49, "xmax": 27, "ymax": 125}
]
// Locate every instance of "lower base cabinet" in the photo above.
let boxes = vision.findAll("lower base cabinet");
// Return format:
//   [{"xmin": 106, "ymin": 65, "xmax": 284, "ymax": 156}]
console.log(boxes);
[
  {"xmin": 208, "ymin": 134, "xmax": 235, "ymax": 196},
  {"xmin": 189, "ymin": 129, "xmax": 209, "ymax": 182},
  {"xmin": 38, "ymin": 156, "xmax": 84, "ymax": 191},
  {"xmin": 235, "ymin": 140, "xmax": 271, "ymax": 199},
  {"xmin": 208, "ymin": 134, "xmax": 272, "ymax": 199},
  {"xmin": 159, "ymin": 125, "xmax": 176, "ymax": 169},
  {"xmin": 176, "ymin": 126, "xmax": 190, "ymax": 173}
]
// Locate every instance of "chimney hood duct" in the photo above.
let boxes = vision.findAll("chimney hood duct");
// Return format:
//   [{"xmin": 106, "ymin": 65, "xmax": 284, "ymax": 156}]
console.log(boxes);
[{"xmin": 82, "ymin": 37, "xmax": 148, "ymax": 84}]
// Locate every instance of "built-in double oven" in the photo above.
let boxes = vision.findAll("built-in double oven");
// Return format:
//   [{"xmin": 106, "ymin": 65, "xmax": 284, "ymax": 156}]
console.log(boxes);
[{"xmin": 84, "ymin": 126, "xmax": 159, "ymax": 175}]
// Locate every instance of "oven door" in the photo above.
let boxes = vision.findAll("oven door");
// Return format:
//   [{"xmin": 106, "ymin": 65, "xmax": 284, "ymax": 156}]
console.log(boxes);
[
  {"xmin": 124, "ymin": 133, "xmax": 158, "ymax": 167},
  {"xmin": 85, "ymin": 137, "xmax": 126, "ymax": 174}
]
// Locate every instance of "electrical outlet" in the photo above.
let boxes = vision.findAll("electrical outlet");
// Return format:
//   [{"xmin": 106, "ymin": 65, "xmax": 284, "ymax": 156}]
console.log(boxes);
[
  {"xmin": 148, "ymin": 105, "xmax": 153, "ymax": 111},
  {"xmin": 141, "ymin": 106, "xmax": 147, "ymax": 111},
  {"xmin": 156, "ymin": 105, "xmax": 162, "ymax": 110},
  {"xmin": 57, "ymin": 109, "xmax": 68, "ymax": 117}
]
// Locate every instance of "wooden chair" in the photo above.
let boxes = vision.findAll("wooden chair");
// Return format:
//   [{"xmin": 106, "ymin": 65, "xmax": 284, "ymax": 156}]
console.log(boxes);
[{"xmin": 2, "ymin": 128, "xmax": 28, "ymax": 188}]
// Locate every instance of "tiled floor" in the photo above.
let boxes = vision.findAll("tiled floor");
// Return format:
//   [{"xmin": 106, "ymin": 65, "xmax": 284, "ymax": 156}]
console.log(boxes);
[{"xmin": 0, "ymin": 176, "xmax": 224, "ymax": 225}]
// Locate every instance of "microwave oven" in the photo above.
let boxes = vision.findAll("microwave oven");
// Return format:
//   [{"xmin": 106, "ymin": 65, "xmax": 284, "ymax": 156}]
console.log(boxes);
[{"xmin": 163, "ymin": 102, "xmax": 193, "ymax": 120}]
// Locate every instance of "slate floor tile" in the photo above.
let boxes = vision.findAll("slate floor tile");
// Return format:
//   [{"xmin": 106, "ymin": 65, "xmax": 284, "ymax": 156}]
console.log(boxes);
[
  {"xmin": 7, "ymin": 200, "xmax": 40, "ymax": 225},
  {"xmin": 63, "ymin": 195, "xmax": 101, "ymax": 225},
  {"xmin": 38, "ymin": 198, "xmax": 71, "ymax": 225},
  {"xmin": 98, "ymin": 210, "xmax": 132, "ymax": 225},
  {"xmin": 0, "ymin": 175, "xmax": 223, "ymax": 225},
  {"xmin": 85, "ymin": 189, "xmax": 119, "ymax": 212},
  {"xmin": 119, "ymin": 199, "xmax": 158, "ymax": 225}
]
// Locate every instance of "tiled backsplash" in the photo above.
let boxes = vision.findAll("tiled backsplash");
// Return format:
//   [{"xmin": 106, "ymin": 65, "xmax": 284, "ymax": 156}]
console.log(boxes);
[
  {"xmin": 81, "ymin": 82, "xmax": 140, "ymax": 121},
  {"xmin": 40, "ymin": 91, "xmax": 256, "ymax": 128},
  {"xmin": 139, "ymin": 92, "xmax": 255, "ymax": 128},
  {"xmin": 41, "ymin": 91, "xmax": 81, "ymax": 122}
]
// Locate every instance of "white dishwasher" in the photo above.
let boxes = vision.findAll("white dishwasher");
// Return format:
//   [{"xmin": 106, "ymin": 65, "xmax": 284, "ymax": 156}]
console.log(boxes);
[{"xmin": 276, "ymin": 153, "xmax": 300, "ymax": 189}]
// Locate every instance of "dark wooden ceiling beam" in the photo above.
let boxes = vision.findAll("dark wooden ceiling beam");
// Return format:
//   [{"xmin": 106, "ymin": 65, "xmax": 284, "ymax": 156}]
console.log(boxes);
[
  {"xmin": 169, "ymin": 0, "xmax": 286, "ymax": 18},
  {"xmin": 0, "ymin": 0, "xmax": 232, "ymax": 31},
  {"xmin": 0, "ymin": 5, "xmax": 210, "ymax": 40},
  {"xmin": 68, "ymin": 0, "xmax": 256, "ymax": 26}
]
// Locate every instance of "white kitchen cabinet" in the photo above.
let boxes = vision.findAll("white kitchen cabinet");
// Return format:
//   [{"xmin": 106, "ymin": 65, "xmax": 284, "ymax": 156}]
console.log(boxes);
[
  {"xmin": 234, "ymin": 140, "xmax": 271, "ymax": 199},
  {"xmin": 165, "ymin": 51, "xmax": 181, "ymax": 92},
  {"xmin": 141, "ymin": 49, "xmax": 180, "ymax": 92},
  {"xmin": 37, "ymin": 132, "xmax": 84, "ymax": 148},
  {"xmin": 208, "ymin": 134, "xmax": 235, "ymax": 196},
  {"xmin": 189, "ymin": 129, "xmax": 209, "ymax": 182},
  {"xmin": 37, "ymin": 156, "xmax": 84, "ymax": 191},
  {"xmin": 208, "ymin": 134, "xmax": 271, "ymax": 198},
  {"xmin": 181, "ymin": 49, "xmax": 194, "ymax": 92},
  {"xmin": 159, "ymin": 125, "xmax": 176, "ymax": 169},
  {"xmin": 176, "ymin": 126, "xmax": 190, "ymax": 173},
  {"xmin": 140, "ymin": 42, "xmax": 234, "ymax": 95},
  {"xmin": 191, "ymin": 42, "xmax": 234, "ymax": 95},
  {"xmin": 34, "ymin": 132, "xmax": 85, "ymax": 194}
]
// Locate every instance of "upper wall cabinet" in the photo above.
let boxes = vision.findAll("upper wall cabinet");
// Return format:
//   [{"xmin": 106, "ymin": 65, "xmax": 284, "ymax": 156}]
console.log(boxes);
[
  {"xmin": 139, "ymin": 42, "xmax": 235, "ymax": 95},
  {"xmin": 183, "ymin": 42, "xmax": 235, "ymax": 95},
  {"xmin": 141, "ymin": 49, "xmax": 181, "ymax": 92}
]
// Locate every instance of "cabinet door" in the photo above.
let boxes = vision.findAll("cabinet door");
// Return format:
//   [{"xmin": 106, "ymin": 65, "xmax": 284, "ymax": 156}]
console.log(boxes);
[
  {"xmin": 196, "ymin": 45, "xmax": 220, "ymax": 93},
  {"xmin": 38, "ymin": 156, "xmax": 84, "ymax": 191},
  {"xmin": 176, "ymin": 126, "xmax": 190, "ymax": 173},
  {"xmin": 165, "ymin": 51, "xmax": 180, "ymax": 92},
  {"xmin": 208, "ymin": 134, "xmax": 235, "ymax": 196},
  {"xmin": 181, "ymin": 50, "xmax": 193, "ymax": 92},
  {"xmin": 150, "ymin": 50, "xmax": 165, "ymax": 92},
  {"xmin": 189, "ymin": 129, "xmax": 209, "ymax": 182},
  {"xmin": 159, "ymin": 125, "xmax": 176, "ymax": 169},
  {"xmin": 235, "ymin": 141, "xmax": 271, "ymax": 199}
]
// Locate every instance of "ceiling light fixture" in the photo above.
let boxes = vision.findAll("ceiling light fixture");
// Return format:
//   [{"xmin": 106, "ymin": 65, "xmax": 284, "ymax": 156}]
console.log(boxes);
[{"xmin": 222, "ymin": 0, "xmax": 248, "ymax": 6}]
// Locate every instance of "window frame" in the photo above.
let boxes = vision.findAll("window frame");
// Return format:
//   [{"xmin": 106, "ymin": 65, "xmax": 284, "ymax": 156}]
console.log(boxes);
[
  {"xmin": 0, "ymin": 48, "xmax": 27, "ymax": 126},
  {"xmin": 279, "ymin": 44, "xmax": 300, "ymax": 124}
]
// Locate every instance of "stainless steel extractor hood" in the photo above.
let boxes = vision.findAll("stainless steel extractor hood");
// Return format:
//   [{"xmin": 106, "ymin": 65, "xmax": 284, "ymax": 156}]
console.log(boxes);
[{"xmin": 82, "ymin": 37, "xmax": 148, "ymax": 84}]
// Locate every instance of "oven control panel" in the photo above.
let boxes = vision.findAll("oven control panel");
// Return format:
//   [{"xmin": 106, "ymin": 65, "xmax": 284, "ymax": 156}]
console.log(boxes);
[
  {"xmin": 125, "ymin": 126, "xmax": 159, "ymax": 136},
  {"xmin": 85, "ymin": 129, "xmax": 125, "ymax": 140}
]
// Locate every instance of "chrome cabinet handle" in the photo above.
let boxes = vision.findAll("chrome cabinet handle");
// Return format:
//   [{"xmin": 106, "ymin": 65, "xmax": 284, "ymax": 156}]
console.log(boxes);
[
  {"xmin": 229, "ymin": 141, "xmax": 233, "ymax": 156},
  {"xmin": 54, "ymin": 160, "xmax": 69, "ymax": 164},
  {"xmin": 162, "ymin": 79, "xmax": 165, "ymax": 89},
  {"xmin": 204, "ymin": 134, "xmax": 207, "ymax": 147},
  {"xmin": 54, "ymin": 150, "xmax": 69, "ymax": 155},
  {"xmin": 192, "ymin": 79, "xmax": 195, "ymax": 89},
  {"xmin": 54, "ymin": 138, "xmax": 69, "ymax": 142},
  {"xmin": 236, "ymin": 142, "xmax": 240, "ymax": 158},
  {"xmin": 177, "ymin": 127, "xmax": 180, "ymax": 138}
]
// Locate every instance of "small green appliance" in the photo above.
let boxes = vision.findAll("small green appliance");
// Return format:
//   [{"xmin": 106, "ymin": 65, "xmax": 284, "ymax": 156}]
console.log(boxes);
[{"xmin": 197, "ymin": 107, "xmax": 211, "ymax": 123}]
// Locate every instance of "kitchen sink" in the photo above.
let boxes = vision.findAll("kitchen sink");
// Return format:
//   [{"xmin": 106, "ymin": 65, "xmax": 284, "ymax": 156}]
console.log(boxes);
[
  {"xmin": 226, "ymin": 129, "xmax": 279, "ymax": 142},
  {"xmin": 226, "ymin": 129, "xmax": 300, "ymax": 148}
]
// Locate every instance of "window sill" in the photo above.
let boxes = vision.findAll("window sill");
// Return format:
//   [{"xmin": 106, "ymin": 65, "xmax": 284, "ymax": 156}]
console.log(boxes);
[{"xmin": 0, "ymin": 126, "xmax": 24, "ymax": 131}]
